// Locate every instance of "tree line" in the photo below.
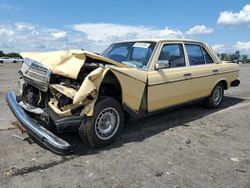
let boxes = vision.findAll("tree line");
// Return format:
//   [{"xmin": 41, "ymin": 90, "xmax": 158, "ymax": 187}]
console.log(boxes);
[
  {"xmin": 0, "ymin": 50, "xmax": 22, "ymax": 58},
  {"xmin": 217, "ymin": 51, "xmax": 250, "ymax": 63}
]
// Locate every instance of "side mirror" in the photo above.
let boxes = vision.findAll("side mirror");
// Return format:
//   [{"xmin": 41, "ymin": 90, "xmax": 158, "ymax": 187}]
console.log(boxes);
[{"xmin": 155, "ymin": 60, "xmax": 170, "ymax": 70}]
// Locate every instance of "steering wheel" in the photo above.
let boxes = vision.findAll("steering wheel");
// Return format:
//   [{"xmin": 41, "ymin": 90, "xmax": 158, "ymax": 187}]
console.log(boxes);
[{"xmin": 134, "ymin": 58, "xmax": 147, "ymax": 67}]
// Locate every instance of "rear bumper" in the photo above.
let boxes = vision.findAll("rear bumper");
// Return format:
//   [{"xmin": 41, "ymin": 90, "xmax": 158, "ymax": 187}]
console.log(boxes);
[
  {"xmin": 6, "ymin": 91, "xmax": 73, "ymax": 155},
  {"xmin": 231, "ymin": 79, "xmax": 240, "ymax": 87}
]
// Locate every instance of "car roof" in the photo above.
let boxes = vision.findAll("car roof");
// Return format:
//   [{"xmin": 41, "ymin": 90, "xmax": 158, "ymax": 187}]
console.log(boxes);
[{"xmin": 114, "ymin": 38, "xmax": 203, "ymax": 44}]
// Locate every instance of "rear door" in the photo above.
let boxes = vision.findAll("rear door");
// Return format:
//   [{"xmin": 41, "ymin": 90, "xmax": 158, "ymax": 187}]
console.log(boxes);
[{"xmin": 184, "ymin": 43, "xmax": 219, "ymax": 99}]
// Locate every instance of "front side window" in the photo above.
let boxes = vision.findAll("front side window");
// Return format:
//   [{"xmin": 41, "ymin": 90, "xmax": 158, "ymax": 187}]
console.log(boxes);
[
  {"xmin": 185, "ymin": 44, "xmax": 205, "ymax": 65},
  {"xmin": 157, "ymin": 44, "xmax": 185, "ymax": 68},
  {"xmin": 102, "ymin": 42, "xmax": 156, "ymax": 70}
]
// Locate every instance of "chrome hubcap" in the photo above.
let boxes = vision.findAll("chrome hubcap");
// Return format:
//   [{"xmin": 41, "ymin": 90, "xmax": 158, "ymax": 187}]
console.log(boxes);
[
  {"xmin": 213, "ymin": 86, "xmax": 222, "ymax": 105},
  {"xmin": 95, "ymin": 107, "xmax": 120, "ymax": 140}
]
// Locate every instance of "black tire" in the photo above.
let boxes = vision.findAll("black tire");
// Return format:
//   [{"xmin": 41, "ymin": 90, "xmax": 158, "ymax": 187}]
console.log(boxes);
[
  {"xmin": 79, "ymin": 97, "xmax": 124, "ymax": 148},
  {"xmin": 0, "ymin": 61, "xmax": 3, "ymax": 64},
  {"xmin": 204, "ymin": 82, "xmax": 224, "ymax": 108}
]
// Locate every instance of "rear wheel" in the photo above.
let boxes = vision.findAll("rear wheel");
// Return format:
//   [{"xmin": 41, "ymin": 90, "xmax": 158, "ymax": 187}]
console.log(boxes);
[
  {"xmin": 79, "ymin": 97, "xmax": 124, "ymax": 148},
  {"xmin": 204, "ymin": 83, "xmax": 224, "ymax": 108}
]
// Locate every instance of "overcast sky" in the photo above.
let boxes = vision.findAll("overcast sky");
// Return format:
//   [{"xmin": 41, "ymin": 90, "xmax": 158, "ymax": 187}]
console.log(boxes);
[{"xmin": 0, "ymin": 0, "xmax": 250, "ymax": 55}]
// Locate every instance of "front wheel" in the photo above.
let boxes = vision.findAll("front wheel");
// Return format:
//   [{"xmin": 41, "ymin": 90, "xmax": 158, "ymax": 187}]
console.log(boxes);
[
  {"xmin": 79, "ymin": 97, "xmax": 124, "ymax": 148},
  {"xmin": 204, "ymin": 83, "xmax": 224, "ymax": 108}
]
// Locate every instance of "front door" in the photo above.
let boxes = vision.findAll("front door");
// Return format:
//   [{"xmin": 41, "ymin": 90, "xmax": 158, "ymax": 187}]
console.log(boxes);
[{"xmin": 147, "ymin": 43, "xmax": 194, "ymax": 112}]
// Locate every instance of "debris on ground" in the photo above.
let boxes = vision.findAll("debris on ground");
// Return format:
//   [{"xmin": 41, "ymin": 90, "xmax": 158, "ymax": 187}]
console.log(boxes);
[
  {"xmin": 11, "ymin": 134, "xmax": 25, "ymax": 140},
  {"xmin": 230, "ymin": 158, "xmax": 240, "ymax": 162},
  {"xmin": 155, "ymin": 171, "xmax": 164, "ymax": 177},
  {"xmin": 11, "ymin": 121, "xmax": 26, "ymax": 133},
  {"xmin": 185, "ymin": 139, "xmax": 191, "ymax": 144},
  {"xmin": 235, "ymin": 169, "xmax": 247, "ymax": 173}
]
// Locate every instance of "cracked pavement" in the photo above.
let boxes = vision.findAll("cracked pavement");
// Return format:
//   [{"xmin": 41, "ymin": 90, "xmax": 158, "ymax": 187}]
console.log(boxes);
[{"xmin": 0, "ymin": 63, "xmax": 250, "ymax": 188}]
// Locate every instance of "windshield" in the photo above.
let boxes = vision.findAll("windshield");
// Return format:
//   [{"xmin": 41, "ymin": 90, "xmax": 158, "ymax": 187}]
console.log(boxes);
[{"xmin": 102, "ymin": 42, "xmax": 156, "ymax": 70}]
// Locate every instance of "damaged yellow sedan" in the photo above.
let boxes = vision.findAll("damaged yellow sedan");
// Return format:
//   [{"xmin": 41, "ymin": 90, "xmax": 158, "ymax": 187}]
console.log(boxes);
[{"xmin": 6, "ymin": 39, "xmax": 240, "ymax": 154}]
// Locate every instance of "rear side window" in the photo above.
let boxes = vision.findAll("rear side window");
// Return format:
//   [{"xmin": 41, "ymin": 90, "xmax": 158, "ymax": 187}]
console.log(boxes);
[
  {"xmin": 158, "ymin": 44, "xmax": 185, "ymax": 68},
  {"xmin": 185, "ymin": 44, "xmax": 205, "ymax": 65},
  {"xmin": 202, "ymin": 47, "xmax": 214, "ymax": 64}
]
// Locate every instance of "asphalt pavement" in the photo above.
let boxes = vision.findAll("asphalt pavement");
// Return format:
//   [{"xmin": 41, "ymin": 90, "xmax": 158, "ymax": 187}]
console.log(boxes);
[{"xmin": 0, "ymin": 63, "xmax": 250, "ymax": 188}]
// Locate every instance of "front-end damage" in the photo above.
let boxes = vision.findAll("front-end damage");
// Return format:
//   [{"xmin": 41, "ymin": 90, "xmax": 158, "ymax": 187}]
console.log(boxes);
[
  {"xmin": 18, "ymin": 51, "xmax": 108, "ymax": 115},
  {"xmin": 6, "ymin": 49, "xmax": 147, "ymax": 154},
  {"xmin": 6, "ymin": 91, "xmax": 73, "ymax": 154},
  {"xmin": 48, "ymin": 67, "xmax": 109, "ymax": 117}
]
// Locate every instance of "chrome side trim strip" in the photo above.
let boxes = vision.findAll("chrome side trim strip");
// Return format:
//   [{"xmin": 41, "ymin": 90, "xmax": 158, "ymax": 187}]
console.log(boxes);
[{"xmin": 148, "ymin": 70, "xmax": 239, "ymax": 87}]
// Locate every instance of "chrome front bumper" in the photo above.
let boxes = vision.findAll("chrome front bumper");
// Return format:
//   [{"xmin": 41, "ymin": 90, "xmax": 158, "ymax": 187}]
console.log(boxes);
[{"xmin": 6, "ymin": 91, "xmax": 73, "ymax": 155}]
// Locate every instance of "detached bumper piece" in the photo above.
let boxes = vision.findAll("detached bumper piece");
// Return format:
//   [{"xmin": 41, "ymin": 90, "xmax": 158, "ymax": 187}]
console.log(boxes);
[
  {"xmin": 231, "ymin": 79, "xmax": 240, "ymax": 87},
  {"xmin": 6, "ymin": 91, "xmax": 73, "ymax": 155}
]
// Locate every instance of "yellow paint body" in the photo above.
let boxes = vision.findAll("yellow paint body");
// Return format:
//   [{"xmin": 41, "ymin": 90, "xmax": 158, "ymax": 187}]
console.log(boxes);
[
  {"xmin": 20, "ymin": 39, "xmax": 239, "ymax": 117},
  {"xmin": 147, "ymin": 63, "xmax": 238, "ymax": 111}
]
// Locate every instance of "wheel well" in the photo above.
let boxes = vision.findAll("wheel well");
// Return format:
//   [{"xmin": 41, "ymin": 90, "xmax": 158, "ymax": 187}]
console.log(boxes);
[
  {"xmin": 218, "ymin": 80, "xmax": 228, "ymax": 90},
  {"xmin": 98, "ymin": 71, "xmax": 122, "ymax": 103}
]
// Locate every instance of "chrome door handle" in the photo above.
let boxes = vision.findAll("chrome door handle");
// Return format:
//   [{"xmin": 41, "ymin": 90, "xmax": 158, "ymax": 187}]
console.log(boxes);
[
  {"xmin": 213, "ymin": 69, "xmax": 219, "ymax": 73},
  {"xmin": 183, "ymin": 73, "xmax": 192, "ymax": 77}
]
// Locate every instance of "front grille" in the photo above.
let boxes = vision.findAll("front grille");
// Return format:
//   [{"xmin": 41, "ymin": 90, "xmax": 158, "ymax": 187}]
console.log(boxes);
[{"xmin": 21, "ymin": 58, "xmax": 51, "ymax": 92}]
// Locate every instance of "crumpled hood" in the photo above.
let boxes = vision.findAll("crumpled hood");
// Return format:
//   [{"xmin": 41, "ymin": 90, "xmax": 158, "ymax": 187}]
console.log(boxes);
[{"xmin": 20, "ymin": 50, "xmax": 126, "ymax": 79}]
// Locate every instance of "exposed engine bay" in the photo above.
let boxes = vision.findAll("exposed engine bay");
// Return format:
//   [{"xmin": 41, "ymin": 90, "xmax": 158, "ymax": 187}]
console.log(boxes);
[{"xmin": 18, "ymin": 56, "xmax": 119, "ymax": 121}]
